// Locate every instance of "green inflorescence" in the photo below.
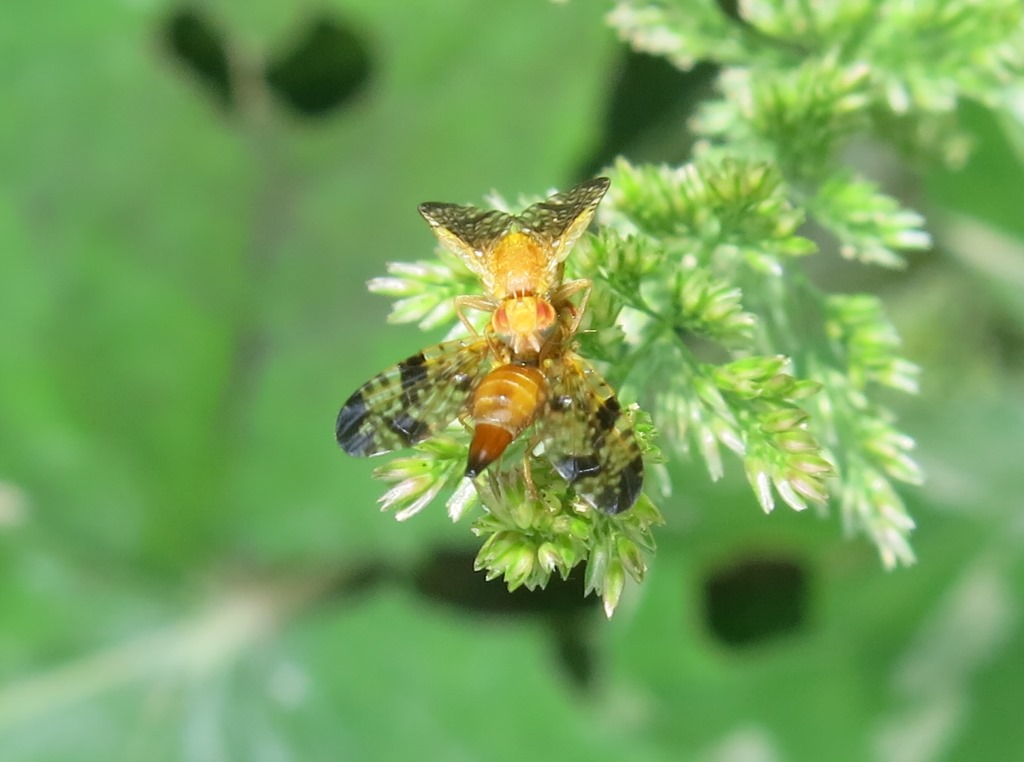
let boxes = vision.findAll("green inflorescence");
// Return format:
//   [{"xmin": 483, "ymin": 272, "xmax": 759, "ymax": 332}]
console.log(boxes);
[{"xmin": 363, "ymin": 0, "xmax": 1024, "ymax": 612}]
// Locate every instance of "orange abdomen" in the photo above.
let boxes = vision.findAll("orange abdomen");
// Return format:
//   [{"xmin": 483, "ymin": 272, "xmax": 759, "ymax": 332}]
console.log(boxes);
[{"xmin": 465, "ymin": 364, "xmax": 547, "ymax": 478}]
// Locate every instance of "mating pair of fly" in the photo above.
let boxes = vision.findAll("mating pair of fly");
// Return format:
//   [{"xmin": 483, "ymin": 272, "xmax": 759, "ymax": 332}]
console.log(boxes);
[{"xmin": 335, "ymin": 177, "xmax": 643, "ymax": 514}]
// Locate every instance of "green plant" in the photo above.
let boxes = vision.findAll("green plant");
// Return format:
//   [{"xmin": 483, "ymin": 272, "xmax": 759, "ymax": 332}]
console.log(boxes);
[{"xmin": 357, "ymin": 0, "xmax": 1024, "ymax": 614}]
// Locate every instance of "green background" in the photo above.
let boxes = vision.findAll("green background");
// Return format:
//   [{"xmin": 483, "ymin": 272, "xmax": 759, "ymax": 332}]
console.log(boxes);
[{"xmin": 2, "ymin": 2, "xmax": 1022, "ymax": 760}]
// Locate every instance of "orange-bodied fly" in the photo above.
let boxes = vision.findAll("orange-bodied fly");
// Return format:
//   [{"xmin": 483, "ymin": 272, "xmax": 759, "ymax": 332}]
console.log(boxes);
[{"xmin": 336, "ymin": 178, "xmax": 643, "ymax": 514}]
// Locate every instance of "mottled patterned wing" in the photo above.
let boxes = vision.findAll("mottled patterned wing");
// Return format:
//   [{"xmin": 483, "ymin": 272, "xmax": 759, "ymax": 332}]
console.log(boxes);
[
  {"xmin": 418, "ymin": 201, "xmax": 516, "ymax": 289},
  {"xmin": 516, "ymin": 177, "xmax": 609, "ymax": 264},
  {"xmin": 538, "ymin": 353, "xmax": 643, "ymax": 514},
  {"xmin": 336, "ymin": 338, "xmax": 490, "ymax": 456}
]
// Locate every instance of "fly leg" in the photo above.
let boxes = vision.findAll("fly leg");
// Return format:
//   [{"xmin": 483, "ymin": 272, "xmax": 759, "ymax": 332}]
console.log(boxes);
[
  {"xmin": 453, "ymin": 295, "xmax": 496, "ymax": 335},
  {"xmin": 552, "ymin": 278, "xmax": 592, "ymax": 335},
  {"xmin": 454, "ymin": 295, "xmax": 508, "ymax": 359},
  {"xmin": 521, "ymin": 446, "xmax": 540, "ymax": 503}
]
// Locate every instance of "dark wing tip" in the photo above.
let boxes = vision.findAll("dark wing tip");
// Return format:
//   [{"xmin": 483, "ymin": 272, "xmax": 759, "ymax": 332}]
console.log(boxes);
[
  {"xmin": 551, "ymin": 452, "xmax": 644, "ymax": 514},
  {"xmin": 336, "ymin": 392, "xmax": 374, "ymax": 456},
  {"xmin": 417, "ymin": 202, "xmax": 444, "ymax": 224},
  {"xmin": 572, "ymin": 176, "xmax": 610, "ymax": 200},
  {"xmin": 605, "ymin": 454, "xmax": 644, "ymax": 514}
]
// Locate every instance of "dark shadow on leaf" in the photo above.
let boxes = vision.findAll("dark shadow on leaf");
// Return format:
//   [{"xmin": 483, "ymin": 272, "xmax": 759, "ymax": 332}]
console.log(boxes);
[
  {"xmin": 265, "ymin": 16, "xmax": 372, "ymax": 117},
  {"xmin": 702, "ymin": 555, "xmax": 810, "ymax": 647},
  {"xmin": 578, "ymin": 49, "xmax": 715, "ymax": 178},
  {"xmin": 164, "ymin": 9, "xmax": 233, "ymax": 108},
  {"xmin": 414, "ymin": 548, "xmax": 599, "ymax": 687}
]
